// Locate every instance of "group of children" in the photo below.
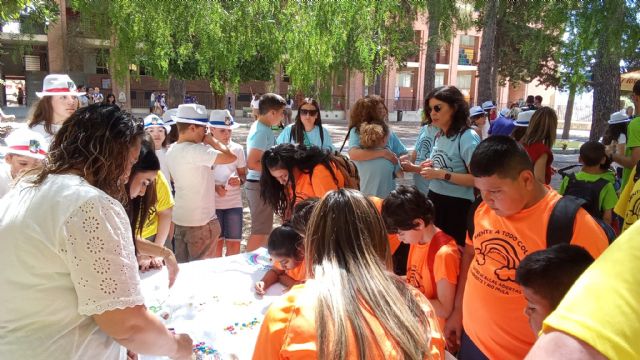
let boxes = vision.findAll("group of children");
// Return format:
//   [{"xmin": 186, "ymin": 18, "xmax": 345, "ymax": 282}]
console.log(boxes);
[{"xmin": 4, "ymin": 73, "xmax": 640, "ymax": 359}]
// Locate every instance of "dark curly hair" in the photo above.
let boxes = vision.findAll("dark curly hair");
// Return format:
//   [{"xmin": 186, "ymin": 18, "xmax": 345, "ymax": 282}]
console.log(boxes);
[
  {"xmin": 424, "ymin": 86, "xmax": 470, "ymax": 138},
  {"xmin": 31, "ymin": 104, "xmax": 144, "ymax": 204},
  {"xmin": 260, "ymin": 143, "xmax": 340, "ymax": 217}
]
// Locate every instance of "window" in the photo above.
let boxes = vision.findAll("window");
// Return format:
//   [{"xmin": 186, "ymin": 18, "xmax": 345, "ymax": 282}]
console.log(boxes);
[
  {"xmin": 396, "ymin": 72, "xmax": 412, "ymax": 88},
  {"xmin": 457, "ymin": 73, "xmax": 472, "ymax": 91},
  {"xmin": 460, "ymin": 35, "xmax": 476, "ymax": 48},
  {"xmin": 24, "ymin": 55, "xmax": 41, "ymax": 71},
  {"xmin": 435, "ymin": 71, "xmax": 445, "ymax": 88},
  {"xmin": 96, "ymin": 50, "xmax": 109, "ymax": 75}
]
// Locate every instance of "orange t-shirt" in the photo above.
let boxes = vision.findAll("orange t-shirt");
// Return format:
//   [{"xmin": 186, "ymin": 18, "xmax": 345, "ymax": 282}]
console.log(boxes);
[
  {"xmin": 253, "ymin": 281, "xmax": 445, "ymax": 360},
  {"xmin": 369, "ymin": 196, "xmax": 401, "ymax": 254},
  {"xmin": 463, "ymin": 188, "xmax": 609, "ymax": 360},
  {"xmin": 293, "ymin": 162, "xmax": 345, "ymax": 203},
  {"xmin": 406, "ymin": 231, "xmax": 460, "ymax": 328},
  {"xmin": 273, "ymin": 259, "xmax": 307, "ymax": 282}
]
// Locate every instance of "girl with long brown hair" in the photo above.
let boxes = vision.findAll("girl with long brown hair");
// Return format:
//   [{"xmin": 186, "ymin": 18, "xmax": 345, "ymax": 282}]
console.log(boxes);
[{"xmin": 520, "ymin": 106, "xmax": 558, "ymax": 184}]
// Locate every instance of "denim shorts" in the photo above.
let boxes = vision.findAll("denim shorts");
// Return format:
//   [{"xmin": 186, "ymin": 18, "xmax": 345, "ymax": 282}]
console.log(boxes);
[{"xmin": 216, "ymin": 207, "xmax": 243, "ymax": 240}]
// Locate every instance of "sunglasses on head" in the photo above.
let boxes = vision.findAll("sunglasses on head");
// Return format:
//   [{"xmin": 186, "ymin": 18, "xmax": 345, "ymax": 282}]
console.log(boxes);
[
  {"xmin": 299, "ymin": 109, "xmax": 318, "ymax": 116},
  {"xmin": 427, "ymin": 105, "xmax": 443, "ymax": 113}
]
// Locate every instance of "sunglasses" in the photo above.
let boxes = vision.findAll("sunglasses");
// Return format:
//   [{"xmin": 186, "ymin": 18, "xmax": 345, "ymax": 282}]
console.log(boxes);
[
  {"xmin": 299, "ymin": 109, "xmax": 318, "ymax": 116},
  {"xmin": 427, "ymin": 105, "xmax": 443, "ymax": 113}
]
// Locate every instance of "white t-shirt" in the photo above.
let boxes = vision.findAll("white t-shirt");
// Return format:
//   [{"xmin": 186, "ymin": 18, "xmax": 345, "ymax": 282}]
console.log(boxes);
[
  {"xmin": 155, "ymin": 147, "xmax": 171, "ymax": 185},
  {"xmin": 213, "ymin": 141, "xmax": 246, "ymax": 209},
  {"xmin": 30, "ymin": 122, "xmax": 63, "ymax": 145},
  {"xmin": 0, "ymin": 174, "xmax": 143, "ymax": 359},
  {"xmin": 166, "ymin": 142, "xmax": 219, "ymax": 226},
  {"xmin": 0, "ymin": 164, "xmax": 12, "ymax": 198},
  {"xmin": 250, "ymin": 99, "xmax": 260, "ymax": 109}
]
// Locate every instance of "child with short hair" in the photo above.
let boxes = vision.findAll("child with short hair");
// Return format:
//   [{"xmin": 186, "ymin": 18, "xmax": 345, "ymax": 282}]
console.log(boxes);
[
  {"xmin": 0, "ymin": 128, "xmax": 48, "ymax": 198},
  {"xmin": 559, "ymin": 141, "xmax": 618, "ymax": 226},
  {"xmin": 165, "ymin": 104, "xmax": 237, "ymax": 263},
  {"xmin": 254, "ymin": 225, "xmax": 305, "ymax": 295},
  {"xmin": 245, "ymin": 93, "xmax": 287, "ymax": 251},
  {"xmin": 209, "ymin": 110, "xmax": 246, "ymax": 257},
  {"xmin": 382, "ymin": 185, "xmax": 460, "ymax": 330},
  {"xmin": 356, "ymin": 121, "xmax": 402, "ymax": 197},
  {"xmin": 515, "ymin": 244, "xmax": 594, "ymax": 335},
  {"xmin": 446, "ymin": 135, "xmax": 608, "ymax": 359}
]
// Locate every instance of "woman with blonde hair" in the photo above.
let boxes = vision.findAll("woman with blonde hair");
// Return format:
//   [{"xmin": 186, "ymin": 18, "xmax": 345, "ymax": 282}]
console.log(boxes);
[
  {"xmin": 520, "ymin": 106, "xmax": 558, "ymax": 184},
  {"xmin": 253, "ymin": 189, "xmax": 445, "ymax": 360}
]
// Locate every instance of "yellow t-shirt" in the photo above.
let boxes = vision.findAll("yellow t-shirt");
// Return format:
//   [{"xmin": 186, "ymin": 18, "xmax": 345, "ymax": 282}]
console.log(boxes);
[
  {"xmin": 614, "ymin": 165, "xmax": 640, "ymax": 232},
  {"xmin": 543, "ymin": 221, "xmax": 640, "ymax": 359},
  {"xmin": 141, "ymin": 171, "xmax": 174, "ymax": 239}
]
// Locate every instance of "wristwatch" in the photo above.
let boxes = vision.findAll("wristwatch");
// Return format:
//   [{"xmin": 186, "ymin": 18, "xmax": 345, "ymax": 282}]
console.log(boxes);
[{"xmin": 443, "ymin": 172, "xmax": 452, "ymax": 181}]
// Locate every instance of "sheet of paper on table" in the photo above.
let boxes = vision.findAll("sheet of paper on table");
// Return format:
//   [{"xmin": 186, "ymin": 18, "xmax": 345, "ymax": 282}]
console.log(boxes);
[{"xmin": 138, "ymin": 247, "xmax": 285, "ymax": 360}]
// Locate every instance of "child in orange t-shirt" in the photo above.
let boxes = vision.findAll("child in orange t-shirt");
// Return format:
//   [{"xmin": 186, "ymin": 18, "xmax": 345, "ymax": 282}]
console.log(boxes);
[
  {"xmin": 382, "ymin": 185, "xmax": 460, "ymax": 330},
  {"xmin": 445, "ymin": 135, "xmax": 609, "ymax": 360},
  {"xmin": 255, "ymin": 225, "xmax": 306, "ymax": 295}
]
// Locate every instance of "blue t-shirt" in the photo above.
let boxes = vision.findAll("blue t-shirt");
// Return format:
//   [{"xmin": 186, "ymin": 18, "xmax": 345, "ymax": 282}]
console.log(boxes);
[
  {"xmin": 428, "ymin": 128, "xmax": 480, "ymax": 201},
  {"xmin": 488, "ymin": 115, "xmax": 515, "ymax": 137},
  {"xmin": 413, "ymin": 124, "xmax": 439, "ymax": 195},
  {"xmin": 246, "ymin": 120, "xmax": 276, "ymax": 181},
  {"xmin": 355, "ymin": 157, "xmax": 401, "ymax": 198},
  {"xmin": 276, "ymin": 124, "xmax": 335, "ymax": 151},
  {"xmin": 348, "ymin": 127, "xmax": 408, "ymax": 156}
]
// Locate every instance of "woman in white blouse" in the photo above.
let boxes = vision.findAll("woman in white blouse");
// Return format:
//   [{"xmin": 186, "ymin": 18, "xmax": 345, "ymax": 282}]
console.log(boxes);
[{"xmin": 0, "ymin": 104, "xmax": 192, "ymax": 359}]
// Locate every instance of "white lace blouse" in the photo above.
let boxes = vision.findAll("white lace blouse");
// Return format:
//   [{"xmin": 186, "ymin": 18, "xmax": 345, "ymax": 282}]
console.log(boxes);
[{"xmin": 0, "ymin": 174, "xmax": 144, "ymax": 359}]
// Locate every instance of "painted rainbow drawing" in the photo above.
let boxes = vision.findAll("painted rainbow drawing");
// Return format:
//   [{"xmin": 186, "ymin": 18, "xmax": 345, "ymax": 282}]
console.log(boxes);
[{"xmin": 246, "ymin": 253, "xmax": 272, "ymax": 269}]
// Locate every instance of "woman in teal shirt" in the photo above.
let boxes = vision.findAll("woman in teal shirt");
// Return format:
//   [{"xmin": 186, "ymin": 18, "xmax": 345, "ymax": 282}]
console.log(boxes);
[{"xmin": 276, "ymin": 98, "xmax": 334, "ymax": 151}]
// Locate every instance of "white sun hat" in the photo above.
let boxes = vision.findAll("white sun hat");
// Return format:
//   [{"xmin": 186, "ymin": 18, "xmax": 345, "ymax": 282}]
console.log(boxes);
[
  {"xmin": 171, "ymin": 104, "xmax": 208, "ymax": 126},
  {"xmin": 36, "ymin": 74, "xmax": 85, "ymax": 98},
  {"xmin": 143, "ymin": 114, "xmax": 171, "ymax": 134},
  {"xmin": 208, "ymin": 109, "xmax": 239, "ymax": 129},
  {"xmin": 481, "ymin": 100, "xmax": 496, "ymax": 110},
  {"xmin": 3, "ymin": 128, "xmax": 48, "ymax": 160},
  {"xmin": 608, "ymin": 110, "xmax": 631, "ymax": 125},
  {"xmin": 514, "ymin": 110, "xmax": 536, "ymax": 127},
  {"xmin": 470, "ymin": 106, "xmax": 485, "ymax": 117},
  {"xmin": 162, "ymin": 108, "xmax": 177, "ymax": 126}
]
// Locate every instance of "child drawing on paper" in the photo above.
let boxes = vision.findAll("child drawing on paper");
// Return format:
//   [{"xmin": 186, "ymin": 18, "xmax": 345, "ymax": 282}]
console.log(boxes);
[{"xmin": 255, "ymin": 225, "xmax": 306, "ymax": 295}]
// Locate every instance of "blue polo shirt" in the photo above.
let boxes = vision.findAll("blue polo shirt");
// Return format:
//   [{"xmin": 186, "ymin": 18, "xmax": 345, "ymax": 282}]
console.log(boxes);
[
  {"xmin": 276, "ymin": 124, "xmax": 335, "ymax": 151},
  {"xmin": 246, "ymin": 120, "xmax": 276, "ymax": 181}
]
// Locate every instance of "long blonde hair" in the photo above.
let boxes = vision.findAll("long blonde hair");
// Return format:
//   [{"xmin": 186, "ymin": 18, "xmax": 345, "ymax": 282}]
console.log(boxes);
[
  {"xmin": 305, "ymin": 189, "xmax": 432, "ymax": 360},
  {"xmin": 520, "ymin": 106, "xmax": 557, "ymax": 147}
]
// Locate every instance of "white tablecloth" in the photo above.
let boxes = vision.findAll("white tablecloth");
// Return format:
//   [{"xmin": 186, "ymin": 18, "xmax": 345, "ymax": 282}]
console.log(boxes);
[{"xmin": 139, "ymin": 248, "xmax": 284, "ymax": 360}]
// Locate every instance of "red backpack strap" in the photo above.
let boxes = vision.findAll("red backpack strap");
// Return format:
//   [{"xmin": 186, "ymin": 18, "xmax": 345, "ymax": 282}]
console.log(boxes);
[{"xmin": 426, "ymin": 232, "xmax": 454, "ymax": 296}]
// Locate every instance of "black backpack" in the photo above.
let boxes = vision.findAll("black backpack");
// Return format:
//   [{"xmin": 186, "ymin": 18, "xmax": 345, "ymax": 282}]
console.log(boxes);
[
  {"xmin": 467, "ymin": 195, "xmax": 616, "ymax": 247},
  {"xmin": 562, "ymin": 173, "xmax": 609, "ymax": 219}
]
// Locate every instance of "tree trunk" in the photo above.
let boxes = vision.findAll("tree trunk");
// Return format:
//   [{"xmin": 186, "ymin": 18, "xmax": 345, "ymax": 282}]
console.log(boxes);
[
  {"xmin": 489, "ymin": 19, "xmax": 501, "ymax": 103},
  {"xmin": 423, "ymin": 0, "xmax": 440, "ymax": 97},
  {"xmin": 477, "ymin": 0, "xmax": 499, "ymax": 104},
  {"xmin": 589, "ymin": 2, "xmax": 623, "ymax": 141},
  {"xmin": 562, "ymin": 85, "xmax": 576, "ymax": 140},
  {"xmin": 167, "ymin": 75, "xmax": 185, "ymax": 109}
]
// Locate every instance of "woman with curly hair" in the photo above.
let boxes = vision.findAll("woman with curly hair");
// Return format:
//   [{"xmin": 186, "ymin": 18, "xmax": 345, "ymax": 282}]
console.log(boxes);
[
  {"xmin": 260, "ymin": 143, "xmax": 345, "ymax": 218},
  {"xmin": 0, "ymin": 104, "xmax": 192, "ymax": 359}
]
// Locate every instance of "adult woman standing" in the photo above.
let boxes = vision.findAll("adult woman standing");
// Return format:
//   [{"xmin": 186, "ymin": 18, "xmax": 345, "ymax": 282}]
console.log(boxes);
[
  {"xmin": 276, "ymin": 98, "xmax": 334, "ymax": 151},
  {"xmin": 420, "ymin": 86, "xmax": 480, "ymax": 246},
  {"xmin": 401, "ymin": 104, "xmax": 440, "ymax": 196},
  {"xmin": 28, "ymin": 74, "xmax": 82, "ymax": 144},
  {"xmin": 260, "ymin": 143, "xmax": 345, "ymax": 219},
  {"xmin": 520, "ymin": 106, "xmax": 558, "ymax": 185},
  {"xmin": 105, "ymin": 93, "xmax": 117, "ymax": 105},
  {"xmin": 0, "ymin": 104, "xmax": 192, "ymax": 359},
  {"xmin": 253, "ymin": 189, "xmax": 444, "ymax": 359}
]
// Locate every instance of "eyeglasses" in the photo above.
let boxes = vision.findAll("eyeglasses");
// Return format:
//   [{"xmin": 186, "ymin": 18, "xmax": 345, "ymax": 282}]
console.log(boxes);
[
  {"xmin": 299, "ymin": 109, "xmax": 318, "ymax": 116},
  {"xmin": 427, "ymin": 105, "xmax": 443, "ymax": 113}
]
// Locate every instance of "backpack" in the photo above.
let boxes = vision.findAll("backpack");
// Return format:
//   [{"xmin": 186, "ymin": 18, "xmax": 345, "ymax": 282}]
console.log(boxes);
[
  {"xmin": 467, "ymin": 195, "xmax": 616, "ymax": 247},
  {"xmin": 562, "ymin": 173, "xmax": 609, "ymax": 219},
  {"xmin": 330, "ymin": 151, "xmax": 360, "ymax": 190}
]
